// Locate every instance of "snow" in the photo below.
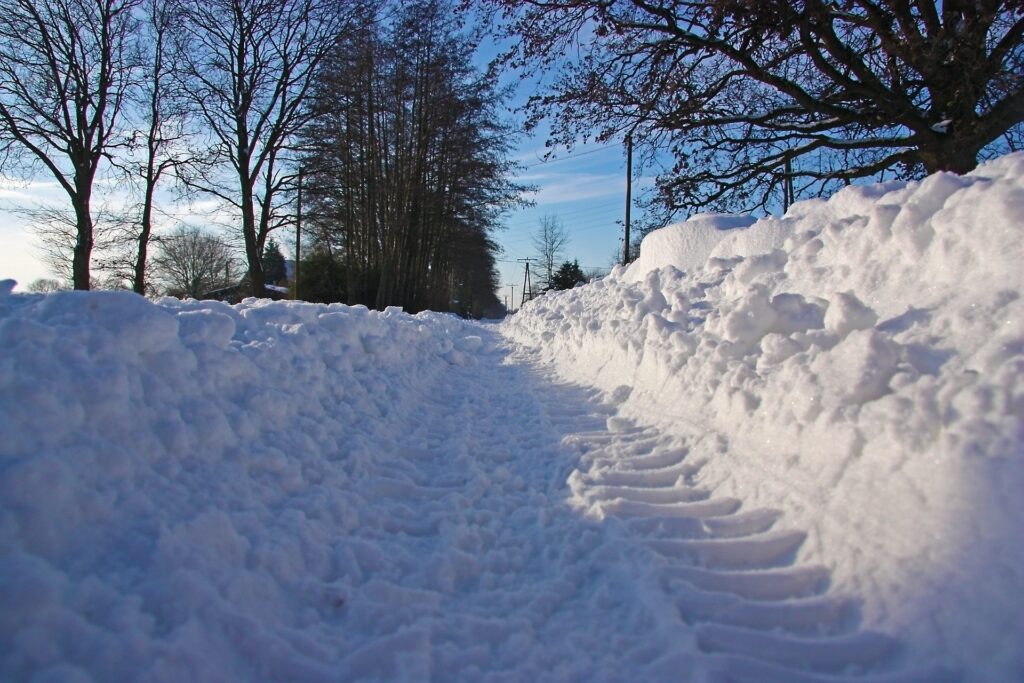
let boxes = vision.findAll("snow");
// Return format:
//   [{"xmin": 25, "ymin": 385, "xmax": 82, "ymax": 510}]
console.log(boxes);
[
  {"xmin": 506, "ymin": 153, "xmax": 1024, "ymax": 681},
  {"xmin": 0, "ymin": 153, "xmax": 1021, "ymax": 682}
]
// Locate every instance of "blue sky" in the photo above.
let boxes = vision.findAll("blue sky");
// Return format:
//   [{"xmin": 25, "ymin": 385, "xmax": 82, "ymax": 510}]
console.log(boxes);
[
  {"xmin": 493, "ymin": 134, "xmax": 644, "ymax": 310},
  {"xmin": 0, "ymin": 131, "xmax": 647, "ymax": 300},
  {"xmin": 0, "ymin": 21, "xmax": 652, "ymax": 298},
  {"xmin": 480, "ymin": 25, "xmax": 651, "ymax": 311}
]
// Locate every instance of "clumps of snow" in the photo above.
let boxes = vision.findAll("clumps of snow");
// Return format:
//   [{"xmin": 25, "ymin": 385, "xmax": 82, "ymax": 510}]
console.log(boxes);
[
  {"xmin": 0, "ymin": 292, "xmax": 475, "ymax": 681},
  {"xmin": 623, "ymin": 213, "xmax": 758, "ymax": 282},
  {"xmin": 504, "ymin": 153, "xmax": 1024, "ymax": 681}
]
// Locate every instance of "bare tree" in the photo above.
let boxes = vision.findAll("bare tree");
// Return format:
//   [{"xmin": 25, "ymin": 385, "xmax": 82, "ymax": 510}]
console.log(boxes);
[
  {"xmin": 121, "ymin": 0, "xmax": 189, "ymax": 295},
  {"xmin": 150, "ymin": 224, "xmax": 239, "ymax": 297},
  {"xmin": 172, "ymin": 0, "xmax": 352, "ymax": 297},
  {"xmin": 477, "ymin": 0, "xmax": 1024, "ymax": 212},
  {"xmin": 0, "ymin": 0, "xmax": 141, "ymax": 289},
  {"xmin": 532, "ymin": 214, "xmax": 568, "ymax": 288},
  {"xmin": 27, "ymin": 278, "xmax": 68, "ymax": 293},
  {"xmin": 16, "ymin": 203, "xmax": 121, "ymax": 286}
]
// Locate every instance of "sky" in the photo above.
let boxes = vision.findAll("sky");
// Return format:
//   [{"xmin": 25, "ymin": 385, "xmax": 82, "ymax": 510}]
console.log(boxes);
[
  {"xmin": 0, "ymin": 122, "xmax": 647, "ymax": 305},
  {"xmin": 0, "ymin": 179, "xmax": 62, "ymax": 289},
  {"xmin": 472, "ymin": 17, "xmax": 649, "ymax": 312},
  {"xmin": 0, "ymin": 19, "xmax": 652, "ymax": 302},
  {"xmin": 492, "ymin": 135, "xmax": 646, "ymax": 311}
]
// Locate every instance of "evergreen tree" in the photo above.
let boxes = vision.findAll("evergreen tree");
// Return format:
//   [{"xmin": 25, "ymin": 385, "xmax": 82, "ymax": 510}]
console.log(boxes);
[
  {"xmin": 549, "ymin": 260, "xmax": 586, "ymax": 291},
  {"xmin": 262, "ymin": 238, "xmax": 287, "ymax": 285},
  {"xmin": 298, "ymin": 246, "xmax": 347, "ymax": 303}
]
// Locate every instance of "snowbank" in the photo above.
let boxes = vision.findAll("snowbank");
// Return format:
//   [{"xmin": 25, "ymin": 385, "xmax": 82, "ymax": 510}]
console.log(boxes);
[
  {"xmin": 622, "ymin": 213, "xmax": 760, "ymax": 282},
  {"xmin": 0, "ymin": 292, "xmax": 482, "ymax": 681},
  {"xmin": 1, "ymin": 156, "xmax": 1021, "ymax": 682},
  {"xmin": 504, "ymin": 154, "xmax": 1024, "ymax": 680}
]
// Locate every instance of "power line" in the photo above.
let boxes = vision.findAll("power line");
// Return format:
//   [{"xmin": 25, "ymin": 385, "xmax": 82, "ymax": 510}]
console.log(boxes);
[
  {"xmin": 518, "ymin": 142, "xmax": 618, "ymax": 170},
  {"xmin": 496, "ymin": 258, "xmax": 610, "ymax": 271},
  {"xmin": 503, "ymin": 211, "xmax": 617, "ymax": 230},
  {"xmin": 500, "ymin": 197, "xmax": 625, "ymax": 224},
  {"xmin": 502, "ymin": 207, "xmax": 622, "ymax": 232}
]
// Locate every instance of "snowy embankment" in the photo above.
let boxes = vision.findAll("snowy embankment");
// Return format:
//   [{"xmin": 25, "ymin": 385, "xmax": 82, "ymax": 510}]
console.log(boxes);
[
  {"xmin": 0, "ymin": 156, "xmax": 1021, "ymax": 683},
  {"xmin": 504, "ymin": 154, "xmax": 1024, "ymax": 679},
  {"xmin": 0, "ymin": 292, "xmax": 487, "ymax": 680}
]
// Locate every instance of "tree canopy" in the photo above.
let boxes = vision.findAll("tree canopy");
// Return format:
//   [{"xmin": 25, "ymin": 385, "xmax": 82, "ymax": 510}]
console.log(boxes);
[
  {"xmin": 300, "ymin": 0, "xmax": 523, "ymax": 316},
  {"xmin": 476, "ymin": 0, "xmax": 1024, "ymax": 212},
  {"xmin": 548, "ymin": 260, "xmax": 587, "ymax": 290}
]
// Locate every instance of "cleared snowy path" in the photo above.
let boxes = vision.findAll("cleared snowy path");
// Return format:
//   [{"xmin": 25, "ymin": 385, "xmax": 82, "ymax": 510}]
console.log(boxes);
[
  {"xmin": 321, "ymin": 324, "xmax": 955, "ymax": 682},
  {"xmin": 0, "ymin": 291, "xmax": 962, "ymax": 682}
]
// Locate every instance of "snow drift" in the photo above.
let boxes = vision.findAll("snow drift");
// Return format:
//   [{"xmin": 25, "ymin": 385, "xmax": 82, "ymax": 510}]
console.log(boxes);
[
  {"xmin": 0, "ymin": 292, "xmax": 486, "ymax": 681},
  {"xmin": 1, "ymin": 154, "xmax": 1021, "ymax": 683},
  {"xmin": 505, "ymin": 154, "xmax": 1024, "ymax": 680}
]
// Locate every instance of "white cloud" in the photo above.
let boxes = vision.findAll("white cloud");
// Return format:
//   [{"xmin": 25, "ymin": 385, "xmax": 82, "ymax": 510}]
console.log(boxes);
[
  {"xmin": 0, "ymin": 216, "xmax": 52, "ymax": 289},
  {"xmin": 527, "ymin": 172, "xmax": 624, "ymax": 204}
]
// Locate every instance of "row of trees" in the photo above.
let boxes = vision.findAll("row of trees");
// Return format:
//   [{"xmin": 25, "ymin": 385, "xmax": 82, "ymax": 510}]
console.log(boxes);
[
  {"xmin": 1, "ymin": 0, "xmax": 518, "ymax": 313},
  {"xmin": 298, "ymin": 3, "xmax": 521, "ymax": 315},
  {"xmin": 26, "ymin": 225, "xmax": 289, "ymax": 297},
  {"xmin": 475, "ymin": 0, "xmax": 1024, "ymax": 215},
  {"xmin": 0, "ymin": 0, "xmax": 340, "ymax": 293}
]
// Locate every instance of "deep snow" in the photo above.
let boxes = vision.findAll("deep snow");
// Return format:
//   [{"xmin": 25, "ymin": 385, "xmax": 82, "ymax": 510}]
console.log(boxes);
[
  {"xmin": 1, "ymin": 154, "xmax": 1021, "ymax": 682},
  {"xmin": 506, "ymin": 153, "xmax": 1024, "ymax": 680}
]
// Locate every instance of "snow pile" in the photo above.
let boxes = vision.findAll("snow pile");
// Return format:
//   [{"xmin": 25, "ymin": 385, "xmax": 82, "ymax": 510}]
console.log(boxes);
[
  {"xmin": 623, "ymin": 213, "xmax": 759, "ymax": 281},
  {"xmin": 1, "ymin": 156, "xmax": 1021, "ymax": 682},
  {"xmin": 505, "ymin": 154, "xmax": 1024, "ymax": 679},
  {"xmin": 0, "ymin": 292, "xmax": 485, "ymax": 681}
]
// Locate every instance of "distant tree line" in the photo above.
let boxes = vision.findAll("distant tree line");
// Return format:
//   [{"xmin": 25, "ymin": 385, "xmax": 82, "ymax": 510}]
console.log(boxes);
[
  {"xmin": 298, "ymin": 2, "xmax": 521, "ymax": 315},
  {"xmin": 475, "ymin": 0, "xmax": 1024, "ymax": 215},
  {"xmin": 0, "ymin": 0, "xmax": 520, "ymax": 315}
]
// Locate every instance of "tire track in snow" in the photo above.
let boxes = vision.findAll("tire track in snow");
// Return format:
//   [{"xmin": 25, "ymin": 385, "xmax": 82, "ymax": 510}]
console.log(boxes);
[
  {"xmin": 329, "ymin": 323, "xmax": 956, "ymax": 682},
  {"xmin": 496, "ymin": 327, "xmax": 960, "ymax": 683}
]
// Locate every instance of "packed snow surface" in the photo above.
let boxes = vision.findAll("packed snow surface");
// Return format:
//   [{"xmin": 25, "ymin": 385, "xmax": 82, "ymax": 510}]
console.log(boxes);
[
  {"xmin": 507, "ymin": 154, "xmax": 1024, "ymax": 681},
  {"xmin": 1, "ymin": 154, "xmax": 1021, "ymax": 682}
]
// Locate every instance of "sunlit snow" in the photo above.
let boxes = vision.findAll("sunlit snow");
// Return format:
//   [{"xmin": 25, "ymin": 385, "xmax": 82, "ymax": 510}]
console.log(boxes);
[{"xmin": 2, "ymin": 154, "xmax": 1022, "ymax": 682}]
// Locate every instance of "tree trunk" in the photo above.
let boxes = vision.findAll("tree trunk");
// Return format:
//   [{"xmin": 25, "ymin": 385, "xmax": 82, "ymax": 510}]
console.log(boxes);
[
  {"xmin": 134, "ymin": 176, "xmax": 157, "ymax": 295},
  {"xmin": 919, "ymin": 135, "xmax": 980, "ymax": 175},
  {"xmin": 71, "ymin": 181, "xmax": 93, "ymax": 290},
  {"xmin": 241, "ymin": 186, "xmax": 266, "ymax": 297}
]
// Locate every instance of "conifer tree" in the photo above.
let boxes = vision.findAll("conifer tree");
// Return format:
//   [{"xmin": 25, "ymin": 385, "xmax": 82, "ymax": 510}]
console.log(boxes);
[
  {"xmin": 549, "ymin": 260, "xmax": 586, "ymax": 291},
  {"xmin": 261, "ymin": 238, "xmax": 287, "ymax": 285}
]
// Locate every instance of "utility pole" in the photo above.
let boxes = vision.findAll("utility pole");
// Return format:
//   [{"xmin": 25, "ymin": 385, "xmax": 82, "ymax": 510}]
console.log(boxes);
[
  {"xmin": 623, "ymin": 133, "xmax": 633, "ymax": 265},
  {"xmin": 507, "ymin": 283, "xmax": 516, "ymax": 313},
  {"xmin": 294, "ymin": 167, "xmax": 303, "ymax": 300},
  {"xmin": 517, "ymin": 258, "xmax": 535, "ymax": 307},
  {"xmin": 783, "ymin": 157, "xmax": 795, "ymax": 212}
]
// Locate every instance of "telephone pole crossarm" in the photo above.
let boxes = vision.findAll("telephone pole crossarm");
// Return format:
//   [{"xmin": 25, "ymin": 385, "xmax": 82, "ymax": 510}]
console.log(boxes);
[{"xmin": 517, "ymin": 258, "xmax": 536, "ymax": 307}]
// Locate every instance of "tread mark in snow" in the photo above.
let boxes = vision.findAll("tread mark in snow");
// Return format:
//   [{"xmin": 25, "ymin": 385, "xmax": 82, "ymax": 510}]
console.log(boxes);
[{"xmin": 537, "ymin": 329, "xmax": 949, "ymax": 682}]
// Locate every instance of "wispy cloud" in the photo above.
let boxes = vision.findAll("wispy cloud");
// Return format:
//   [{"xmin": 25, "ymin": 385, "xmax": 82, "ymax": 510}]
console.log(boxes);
[
  {"xmin": 525, "ymin": 172, "xmax": 624, "ymax": 204},
  {"xmin": 0, "ymin": 178, "xmax": 66, "ymax": 204}
]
